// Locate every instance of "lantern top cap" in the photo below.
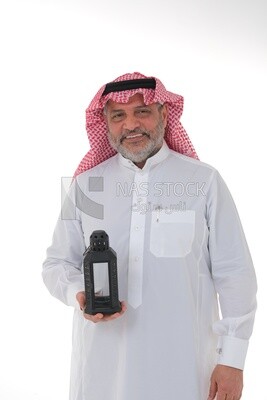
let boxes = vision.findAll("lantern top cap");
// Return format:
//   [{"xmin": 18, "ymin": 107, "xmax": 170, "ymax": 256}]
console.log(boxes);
[{"xmin": 90, "ymin": 230, "xmax": 109, "ymax": 251}]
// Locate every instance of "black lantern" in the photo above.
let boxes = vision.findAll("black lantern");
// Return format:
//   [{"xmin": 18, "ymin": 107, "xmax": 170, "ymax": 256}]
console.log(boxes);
[{"xmin": 83, "ymin": 230, "xmax": 122, "ymax": 315}]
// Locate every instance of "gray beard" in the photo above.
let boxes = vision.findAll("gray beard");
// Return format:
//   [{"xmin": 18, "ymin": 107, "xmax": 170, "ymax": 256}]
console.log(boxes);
[{"xmin": 107, "ymin": 121, "xmax": 165, "ymax": 164}]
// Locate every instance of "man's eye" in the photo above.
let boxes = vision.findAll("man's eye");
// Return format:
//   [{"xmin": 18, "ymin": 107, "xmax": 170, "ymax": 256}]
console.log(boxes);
[
  {"xmin": 136, "ymin": 109, "xmax": 151, "ymax": 116},
  {"xmin": 111, "ymin": 113, "xmax": 124, "ymax": 120}
]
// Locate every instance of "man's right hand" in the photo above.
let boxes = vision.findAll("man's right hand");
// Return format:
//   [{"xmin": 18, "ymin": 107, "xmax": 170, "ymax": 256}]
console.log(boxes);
[{"xmin": 76, "ymin": 291, "xmax": 127, "ymax": 323}]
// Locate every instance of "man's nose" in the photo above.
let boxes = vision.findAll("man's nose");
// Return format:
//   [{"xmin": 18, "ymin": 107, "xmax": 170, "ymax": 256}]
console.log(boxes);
[{"xmin": 122, "ymin": 115, "xmax": 141, "ymax": 131}]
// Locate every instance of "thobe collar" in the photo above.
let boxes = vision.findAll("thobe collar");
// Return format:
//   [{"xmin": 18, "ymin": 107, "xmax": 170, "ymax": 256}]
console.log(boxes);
[{"xmin": 118, "ymin": 140, "xmax": 170, "ymax": 172}]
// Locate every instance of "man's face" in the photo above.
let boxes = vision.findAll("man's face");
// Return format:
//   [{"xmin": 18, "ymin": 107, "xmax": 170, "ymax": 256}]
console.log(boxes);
[{"xmin": 104, "ymin": 93, "xmax": 168, "ymax": 167}]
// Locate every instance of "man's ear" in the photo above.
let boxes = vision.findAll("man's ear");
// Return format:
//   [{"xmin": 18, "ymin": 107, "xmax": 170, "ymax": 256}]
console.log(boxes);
[
  {"xmin": 161, "ymin": 103, "xmax": 168, "ymax": 128},
  {"xmin": 103, "ymin": 101, "xmax": 109, "ymax": 124}
]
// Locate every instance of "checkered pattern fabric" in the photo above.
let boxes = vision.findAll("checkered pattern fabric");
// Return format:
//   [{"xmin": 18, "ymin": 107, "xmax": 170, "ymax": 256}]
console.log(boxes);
[{"xmin": 74, "ymin": 72, "xmax": 198, "ymax": 176}]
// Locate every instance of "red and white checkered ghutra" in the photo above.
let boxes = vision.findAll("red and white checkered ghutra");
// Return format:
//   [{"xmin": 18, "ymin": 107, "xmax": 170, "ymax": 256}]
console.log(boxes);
[{"xmin": 74, "ymin": 72, "xmax": 198, "ymax": 177}]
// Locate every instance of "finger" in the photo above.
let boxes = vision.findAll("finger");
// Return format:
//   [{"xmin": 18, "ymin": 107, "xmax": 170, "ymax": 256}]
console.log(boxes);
[
  {"xmin": 120, "ymin": 301, "xmax": 127, "ymax": 313},
  {"xmin": 102, "ymin": 313, "xmax": 120, "ymax": 321},
  {"xmin": 76, "ymin": 292, "xmax": 86, "ymax": 310},
  {"xmin": 102, "ymin": 301, "xmax": 127, "ymax": 320},
  {"xmin": 216, "ymin": 392, "xmax": 227, "ymax": 400},
  {"xmin": 217, "ymin": 387, "xmax": 242, "ymax": 400},
  {"xmin": 84, "ymin": 312, "xmax": 104, "ymax": 323},
  {"xmin": 101, "ymin": 302, "xmax": 127, "ymax": 322},
  {"xmin": 102, "ymin": 309, "xmax": 125, "ymax": 321},
  {"xmin": 207, "ymin": 378, "xmax": 217, "ymax": 399}
]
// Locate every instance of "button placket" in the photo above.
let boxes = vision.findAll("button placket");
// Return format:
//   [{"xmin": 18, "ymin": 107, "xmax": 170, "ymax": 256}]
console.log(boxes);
[{"xmin": 127, "ymin": 170, "xmax": 149, "ymax": 308}]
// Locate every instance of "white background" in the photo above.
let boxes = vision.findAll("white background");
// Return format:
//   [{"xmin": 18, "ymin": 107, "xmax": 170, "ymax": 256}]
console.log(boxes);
[{"xmin": 0, "ymin": 0, "xmax": 266, "ymax": 398}]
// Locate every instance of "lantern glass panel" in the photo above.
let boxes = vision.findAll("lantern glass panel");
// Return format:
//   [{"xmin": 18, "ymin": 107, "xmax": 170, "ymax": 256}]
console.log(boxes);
[{"xmin": 93, "ymin": 262, "xmax": 110, "ymax": 296}]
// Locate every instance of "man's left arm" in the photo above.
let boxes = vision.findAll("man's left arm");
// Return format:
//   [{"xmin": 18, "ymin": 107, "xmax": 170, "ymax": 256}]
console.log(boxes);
[{"xmin": 206, "ymin": 170, "xmax": 257, "ymax": 399}]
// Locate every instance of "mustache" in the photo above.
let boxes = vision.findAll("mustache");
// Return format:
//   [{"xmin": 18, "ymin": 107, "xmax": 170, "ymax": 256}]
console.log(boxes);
[{"xmin": 120, "ymin": 128, "xmax": 150, "ymax": 143}]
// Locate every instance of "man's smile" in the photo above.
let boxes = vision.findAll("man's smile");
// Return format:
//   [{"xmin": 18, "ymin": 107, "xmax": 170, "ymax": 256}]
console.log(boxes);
[{"xmin": 121, "ymin": 132, "xmax": 149, "ymax": 144}]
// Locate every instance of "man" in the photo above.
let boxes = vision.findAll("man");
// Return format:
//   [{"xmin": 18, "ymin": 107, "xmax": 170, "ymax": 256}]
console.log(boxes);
[{"xmin": 43, "ymin": 72, "xmax": 257, "ymax": 400}]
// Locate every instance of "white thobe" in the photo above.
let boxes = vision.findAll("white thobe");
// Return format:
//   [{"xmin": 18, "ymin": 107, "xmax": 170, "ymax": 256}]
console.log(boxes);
[{"xmin": 42, "ymin": 141, "xmax": 257, "ymax": 400}]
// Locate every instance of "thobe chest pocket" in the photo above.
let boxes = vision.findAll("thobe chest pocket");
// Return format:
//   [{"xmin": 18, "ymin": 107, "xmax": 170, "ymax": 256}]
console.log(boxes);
[{"xmin": 149, "ymin": 209, "xmax": 195, "ymax": 257}]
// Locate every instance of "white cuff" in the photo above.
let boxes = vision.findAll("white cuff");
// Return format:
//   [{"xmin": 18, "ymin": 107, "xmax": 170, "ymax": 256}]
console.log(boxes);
[{"xmin": 216, "ymin": 336, "xmax": 249, "ymax": 370}]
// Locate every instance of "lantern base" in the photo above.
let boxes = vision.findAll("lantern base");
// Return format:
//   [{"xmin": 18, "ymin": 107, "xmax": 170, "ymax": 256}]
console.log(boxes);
[{"xmin": 85, "ymin": 296, "xmax": 122, "ymax": 315}]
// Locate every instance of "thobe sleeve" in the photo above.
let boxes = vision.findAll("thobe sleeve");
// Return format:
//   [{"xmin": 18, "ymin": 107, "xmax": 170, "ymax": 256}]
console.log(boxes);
[
  {"xmin": 42, "ymin": 180, "xmax": 86, "ymax": 309},
  {"xmin": 206, "ymin": 170, "xmax": 257, "ymax": 370}
]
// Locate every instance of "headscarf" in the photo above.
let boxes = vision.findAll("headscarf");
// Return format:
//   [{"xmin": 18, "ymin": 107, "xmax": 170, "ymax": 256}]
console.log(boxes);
[{"xmin": 74, "ymin": 72, "xmax": 198, "ymax": 177}]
